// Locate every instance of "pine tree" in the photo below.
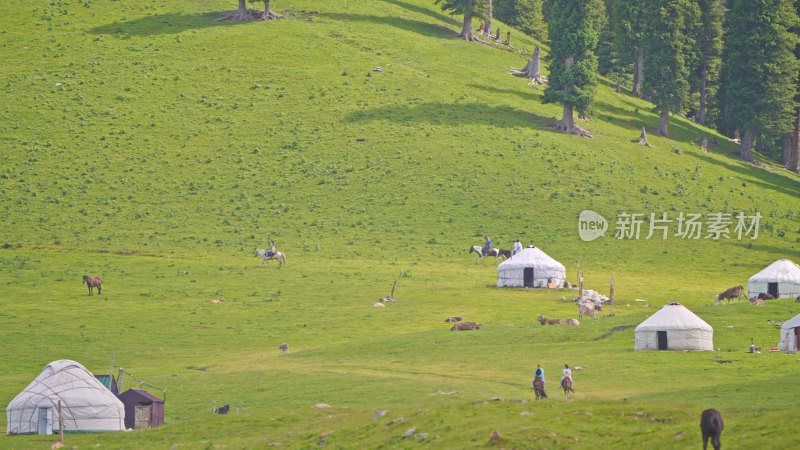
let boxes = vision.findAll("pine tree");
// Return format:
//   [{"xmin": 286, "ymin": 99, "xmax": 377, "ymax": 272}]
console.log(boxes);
[
  {"xmin": 612, "ymin": 0, "xmax": 647, "ymax": 97},
  {"xmin": 542, "ymin": 0, "xmax": 603, "ymax": 137},
  {"xmin": 435, "ymin": 0, "xmax": 489, "ymax": 42},
  {"xmin": 718, "ymin": 0, "xmax": 800, "ymax": 162},
  {"xmin": 494, "ymin": 0, "xmax": 547, "ymax": 41},
  {"xmin": 643, "ymin": 0, "xmax": 700, "ymax": 137},
  {"xmin": 693, "ymin": 0, "xmax": 724, "ymax": 125}
]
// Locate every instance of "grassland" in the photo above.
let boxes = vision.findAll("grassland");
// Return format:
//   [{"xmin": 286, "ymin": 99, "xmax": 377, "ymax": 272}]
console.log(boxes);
[{"xmin": 1, "ymin": 0, "xmax": 800, "ymax": 448}]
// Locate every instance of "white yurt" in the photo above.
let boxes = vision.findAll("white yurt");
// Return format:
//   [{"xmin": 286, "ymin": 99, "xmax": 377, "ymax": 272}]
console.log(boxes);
[
  {"xmin": 6, "ymin": 360, "xmax": 125, "ymax": 435},
  {"xmin": 634, "ymin": 302, "xmax": 713, "ymax": 351},
  {"xmin": 747, "ymin": 259, "xmax": 800, "ymax": 300},
  {"xmin": 777, "ymin": 314, "xmax": 800, "ymax": 353},
  {"xmin": 497, "ymin": 246, "xmax": 566, "ymax": 288}
]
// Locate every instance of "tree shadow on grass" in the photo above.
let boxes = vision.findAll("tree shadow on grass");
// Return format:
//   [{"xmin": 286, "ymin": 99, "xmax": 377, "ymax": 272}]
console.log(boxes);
[
  {"xmin": 382, "ymin": 0, "xmax": 461, "ymax": 28},
  {"xmin": 320, "ymin": 13, "xmax": 454, "ymax": 39},
  {"xmin": 467, "ymin": 83, "xmax": 540, "ymax": 102},
  {"xmin": 722, "ymin": 240, "xmax": 800, "ymax": 262},
  {"xmin": 692, "ymin": 151, "xmax": 800, "ymax": 198},
  {"xmin": 89, "ymin": 12, "xmax": 248, "ymax": 36},
  {"xmin": 345, "ymin": 101, "xmax": 554, "ymax": 130}
]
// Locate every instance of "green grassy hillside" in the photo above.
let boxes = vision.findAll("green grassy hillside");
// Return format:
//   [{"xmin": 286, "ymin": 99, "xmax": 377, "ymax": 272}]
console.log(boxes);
[{"xmin": 2, "ymin": 0, "xmax": 800, "ymax": 448}]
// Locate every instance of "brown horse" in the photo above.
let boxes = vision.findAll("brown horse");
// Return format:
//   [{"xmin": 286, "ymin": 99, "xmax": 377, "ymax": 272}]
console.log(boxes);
[
  {"xmin": 700, "ymin": 408, "xmax": 723, "ymax": 450},
  {"xmin": 533, "ymin": 376, "xmax": 547, "ymax": 400},
  {"xmin": 82, "ymin": 275, "xmax": 102, "ymax": 295},
  {"xmin": 561, "ymin": 377, "xmax": 574, "ymax": 399}
]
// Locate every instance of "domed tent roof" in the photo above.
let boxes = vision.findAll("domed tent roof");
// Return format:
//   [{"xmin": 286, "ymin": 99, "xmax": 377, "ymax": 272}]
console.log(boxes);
[
  {"xmin": 635, "ymin": 302, "xmax": 713, "ymax": 351},
  {"xmin": 747, "ymin": 259, "xmax": 800, "ymax": 299},
  {"xmin": 6, "ymin": 360, "xmax": 124, "ymax": 434},
  {"xmin": 777, "ymin": 313, "xmax": 800, "ymax": 352},
  {"xmin": 497, "ymin": 246, "xmax": 566, "ymax": 288}
]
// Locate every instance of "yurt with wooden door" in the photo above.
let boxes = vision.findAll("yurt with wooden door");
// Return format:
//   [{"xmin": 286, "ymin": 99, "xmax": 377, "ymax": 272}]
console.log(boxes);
[
  {"xmin": 634, "ymin": 302, "xmax": 713, "ymax": 351},
  {"xmin": 747, "ymin": 259, "xmax": 800, "ymax": 300},
  {"xmin": 6, "ymin": 360, "xmax": 124, "ymax": 435},
  {"xmin": 496, "ymin": 246, "xmax": 566, "ymax": 288},
  {"xmin": 778, "ymin": 313, "xmax": 800, "ymax": 353}
]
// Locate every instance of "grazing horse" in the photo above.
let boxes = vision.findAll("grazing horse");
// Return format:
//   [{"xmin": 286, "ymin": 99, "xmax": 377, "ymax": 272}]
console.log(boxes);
[
  {"xmin": 469, "ymin": 245, "xmax": 500, "ymax": 264},
  {"xmin": 700, "ymin": 408, "xmax": 723, "ymax": 450},
  {"xmin": 497, "ymin": 248, "xmax": 512, "ymax": 260},
  {"xmin": 533, "ymin": 376, "xmax": 547, "ymax": 400},
  {"xmin": 255, "ymin": 249, "xmax": 287, "ymax": 268},
  {"xmin": 561, "ymin": 377, "xmax": 574, "ymax": 399},
  {"xmin": 82, "ymin": 275, "xmax": 102, "ymax": 295}
]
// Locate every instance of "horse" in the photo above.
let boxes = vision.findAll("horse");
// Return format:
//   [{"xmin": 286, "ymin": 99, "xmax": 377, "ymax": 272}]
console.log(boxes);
[
  {"xmin": 533, "ymin": 376, "xmax": 547, "ymax": 400},
  {"xmin": 561, "ymin": 377, "xmax": 574, "ymax": 400},
  {"xmin": 497, "ymin": 249, "xmax": 512, "ymax": 260},
  {"xmin": 82, "ymin": 275, "xmax": 102, "ymax": 295},
  {"xmin": 700, "ymin": 408, "xmax": 723, "ymax": 450},
  {"xmin": 255, "ymin": 249, "xmax": 287, "ymax": 268},
  {"xmin": 469, "ymin": 246, "xmax": 501, "ymax": 264}
]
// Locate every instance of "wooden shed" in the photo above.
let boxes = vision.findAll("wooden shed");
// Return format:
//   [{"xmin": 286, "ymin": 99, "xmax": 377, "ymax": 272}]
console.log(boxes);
[{"xmin": 117, "ymin": 388, "xmax": 165, "ymax": 429}]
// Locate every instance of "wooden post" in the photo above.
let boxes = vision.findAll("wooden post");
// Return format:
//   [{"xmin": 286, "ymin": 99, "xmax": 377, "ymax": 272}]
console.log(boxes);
[
  {"xmin": 609, "ymin": 276, "xmax": 615, "ymax": 304},
  {"xmin": 58, "ymin": 401, "xmax": 64, "ymax": 442}
]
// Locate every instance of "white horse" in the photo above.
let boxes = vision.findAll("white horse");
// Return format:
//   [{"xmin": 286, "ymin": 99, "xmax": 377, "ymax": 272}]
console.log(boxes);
[
  {"xmin": 255, "ymin": 243, "xmax": 287, "ymax": 268},
  {"xmin": 469, "ymin": 245, "xmax": 501, "ymax": 264}
]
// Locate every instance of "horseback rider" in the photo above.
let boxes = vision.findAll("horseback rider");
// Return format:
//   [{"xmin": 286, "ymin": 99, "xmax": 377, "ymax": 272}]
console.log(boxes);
[
  {"xmin": 483, "ymin": 236, "xmax": 492, "ymax": 255},
  {"xmin": 267, "ymin": 239, "xmax": 276, "ymax": 258},
  {"xmin": 561, "ymin": 364, "xmax": 572, "ymax": 387},
  {"xmin": 534, "ymin": 364, "xmax": 545, "ymax": 388},
  {"xmin": 512, "ymin": 239, "xmax": 523, "ymax": 256}
]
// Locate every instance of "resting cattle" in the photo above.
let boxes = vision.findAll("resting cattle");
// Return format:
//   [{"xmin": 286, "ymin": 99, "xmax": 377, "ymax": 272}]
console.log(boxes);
[
  {"xmin": 537, "ymin": 315, "xmax": 562, "ymax": 325},
  {"xmin": 700, "ymin": 408, "xmax": 723, "ymax": 450},
  {"xmin": 566, "ymin": 318, "xmax": 580, "ymax": 326},
  {"xmin": 758, "ymin": 292, "xmax": 775, "ymax": 300},
  {"xmin": 451, "ymin": 321, "xmax": 481, "ymax": 331},
  {"xmin": 714, "ymin": 285, "xmax": 743, "ymax": 305},
  {"xmin": 577, "ymin": 300, "xmax": 602, "ymax": 320},
  {"xmin": 749, "ymin": 298, "xmax": 765, "ymax": 306},
  {"xmin": 444, "ymin": 316, "xmax": 463, "ymax": 323}
]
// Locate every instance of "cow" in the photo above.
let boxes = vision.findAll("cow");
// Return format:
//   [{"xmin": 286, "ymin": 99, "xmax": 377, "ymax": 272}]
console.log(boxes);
[
  {"xmin": 700, "ymin": 408, "xmax": 723, "ymax": 450},
  {"xmin": 279, "ymin": 343, "xmax": 289, "ymax": 354},
  {"xmin": 577, "ymin": 300, "xmax": 602, "ymax": 320},
  {"xmin": 451, "ymin": 321, "xmax": 481, "ymax": 331},
  {"xmin": 537, "ymin": 315, "xmax": 562, "ymax": 325},
  {"xmin": 566, "ymin": 318, "xmax": 580, "ymax": 326},
  {"xmin": 444, "ymin": 316, "xmax": 463, "ymax": 323},
  {"xmin": 714, "ymin": 286, "xmax": 743, "ymax": 305},
  {"xmin": 749, "ymin": 298, "xmax": 765, "ymax": 306},
  {"xmin": 757, "ymin": 292, "xmax": 775, "ymax": 300}
]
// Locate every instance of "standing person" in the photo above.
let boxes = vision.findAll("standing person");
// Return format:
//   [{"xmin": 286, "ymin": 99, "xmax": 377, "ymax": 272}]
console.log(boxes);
[{"xmin": 483, "ymin": 236, "xmax": 492, "ymax": 254}]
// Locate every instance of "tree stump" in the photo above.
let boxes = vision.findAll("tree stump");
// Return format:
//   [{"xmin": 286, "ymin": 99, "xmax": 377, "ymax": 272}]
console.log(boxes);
[
  {"xmin": 711, "ymin": 136, "xmax": 717, "ymax": 145},
  {"xmin": 504, "ymin": 31, "xmax": 510, "ymax": 45},
  {"xmin": 510, "ymin": 47, "xmax": 547, "ymax": 85},
  {"xmin": 632, "ymin": 127, "xmax": 653, "ymax": 147},
  {"xmin": 495, "ymin": 28, "xmax": 501, "ymax": 41},
  {"xmin": 701, "ymin": 137, "xmax": 709, "ymax": 152}
]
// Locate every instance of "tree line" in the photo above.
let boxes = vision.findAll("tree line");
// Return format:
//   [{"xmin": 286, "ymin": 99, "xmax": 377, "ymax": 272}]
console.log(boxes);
[{"xmin": 435, "ymin": 0, "xmax": 800, "ymax": 173}]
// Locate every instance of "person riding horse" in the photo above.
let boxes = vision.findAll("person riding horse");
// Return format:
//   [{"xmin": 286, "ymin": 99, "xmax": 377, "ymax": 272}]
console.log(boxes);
[
  {"xmin": 533, "ymin": 364, "xmax": 547, "ymax": 399},
  {"xmin": 483, "ymin": 236, "xmax": 492, "ymax": 254},
  {"xmin": 267, "ymin": 239, "xmax": 277, "ymax": 258}
]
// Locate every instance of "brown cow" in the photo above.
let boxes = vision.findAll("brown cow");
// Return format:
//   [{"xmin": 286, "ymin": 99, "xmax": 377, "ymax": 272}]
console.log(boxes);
[
  {"xmin": 537, "ymin": 315, "xmax": 562, "ymax": 325},
  {"xmin": 714, "ymin": 285, "xmax": 743, "ymax": 304},
  {"xmin": 451, "ymin": 321, "xmax": 481, "ymax": 331},
  {"xmin": 758, "ymin": 292, "xmax": 775, "ymax": 300},
  {"xmin": 749, "ymin": 298, "xmax": 765, "ymax": 306},
  {"xmin": 444, "ymin": 316, "xmax": 463, "ymax": 323}
]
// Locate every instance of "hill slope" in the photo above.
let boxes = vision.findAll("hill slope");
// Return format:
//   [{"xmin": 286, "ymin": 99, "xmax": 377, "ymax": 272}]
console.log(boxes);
[{"xmin": 2, "ymin": 0, "xmax": 800, "ymax": 448}]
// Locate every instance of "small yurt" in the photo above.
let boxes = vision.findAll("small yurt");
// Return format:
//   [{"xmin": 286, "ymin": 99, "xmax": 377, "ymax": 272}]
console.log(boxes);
[
  {"xmin": 778, "ymin": 314, "xmax": 800, "ymax": 353},
  {"xmin": 6, "ymin": 360, "xmax": 125, "ymax": 435},
  {"xmin": 747, "ymin": 259, "xmax": 800, "ymax": 299},
  {"xmin": 634, "ymin": 302, "xmax": 713, "ymax": 351},
  {"xmin": 497, "ymin": 246, "xmax": 566, "ymax": 288}
]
